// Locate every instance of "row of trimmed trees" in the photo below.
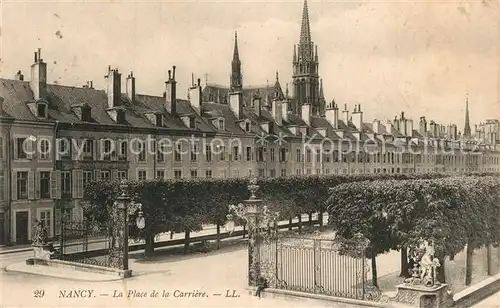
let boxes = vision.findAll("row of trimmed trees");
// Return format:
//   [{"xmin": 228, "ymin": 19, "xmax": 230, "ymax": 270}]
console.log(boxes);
[
  {"xmin": 326, "ymin": 175, "xmax": 500, "ymax": 287},
  {"xmin": 82, "ymin": 172, "xmax": 496, "ymax": 258}
]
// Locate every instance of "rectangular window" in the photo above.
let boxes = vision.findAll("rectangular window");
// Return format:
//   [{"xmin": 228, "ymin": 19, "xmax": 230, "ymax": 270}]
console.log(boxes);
[
  {"xmin": 258, "ymin": 168, "xmax": 265, "ymax": 178},
  {"xmin": 17, "ymin": 171, "xmax": 28, "ymax": 199},
  {"xmin": 83, "ymin": 171, "xmax": 93, "ymax": 187},
  {"xmin": 280, "ymin": 169, "xmax": 287, "ymax": 177},
  {"xmin": 316, "ymin": 149, "xmax": 321, "ymax": 163},
  {"xmin": 246, "ymin": 146, "xmax": 253, "ymax": 161},
  {"xmin": 306, "ymin": 169, "xmax": 311, "ymax": 174},
  {"xmin": 205, "ymin": 169, "xmax": 212, "ymax": 178},
  {"xmin": 325, "ymin": 169, "xmax": 330, "ymax": 174},
  {"xmin": 156, "ymin": 170, "xmax": 165, "ymax": 180},
  {"xmin": 138, "ymin": 142, "xmax": 146, "ymax": 161},
  {"xmin": 83, "ymin": 140, "xmax": 93, "ymax": 158},
  {"xmin": 118, "ymin": 171, "xmax": 127, "ymax": 180},
  {"xmin": 306, "ymin": 149, "xmax": 311, "ymax": 163},
  {"xmin": 270, "ymin": 169, "xmax": 276, "ymax": 178},
  {"xmin": 100, "ymin": 170, "xmax": 110, "ymax": 181},
  {"xmin": 103, "ymin": 140, "xmax": 112, "ymax": 161},
  {"xmin": 61, "ymin": 171, "xmax": 71, "ymax": 198},
  {"xmin": 16, "ymin": 138, "xmax": 27, "ymax": 159},
  {"xmin": 279, "ymin": 148, "xmax": 287, "ymax": 162},
  {"xmin": 118, "ymin": 141, "xmax": 127, "ymax": 160},
  {"xmin": 190, "ymin": 169, "xmax": 198, "ymax": 179},
  {"xmin": 137, "ymin": 170, "xmax": 147, "ymax": 181},
  {"xmin": 270, "ymin": 148, "xmax": 275, "ymax": 162},
  {"xmin": 191, "ymin": 144, "xmax": 198, "ymax": 162},
  {"xmin": 39, "ymin": 139, "xmax": 50, "ymax": 160},
  {"xmin": 316, "ymin": 169, "xmax": 321, "ymax": 175},
  {"xmin": 40, "ymin": 171, "xmax": 51, "ymax": 199},
  {"xmin": 233, "ymin": 146, "xmax": 239, "ymax": 161},
  {"xmin": 296, "ymin": 169, "xmax": 302, "ymax": 175},
  {"xmin": 157, "ymin": 142, "xmax": 165, "ymax": 162},
  {"xmin": 219, "ymin": 146, "xmax": 225, "ymax": 161},
  {"xmin": 257, "ymin": 147, "xmax": 264, "ymax": 162},
  {"xmin": 175, "ymin": 143, "xmax": 182, "ymax": 161},
  {"xmin": 206, "ymin": 145, "xmax": 212, "ymax": 162},
  {"xmin": 219, "ymin": 170, "xmax": 227, "ymax": 178},
  {"xmin": 174, "ymin": 170, "xmax": 182, "ymax": 180},
  {"xmin": 39, "ymin": 210, "xmax": 51, "ymax": 237},
  {"xmin": 296, "ymin": 149, "xmax": 301, "ymax": 162}
]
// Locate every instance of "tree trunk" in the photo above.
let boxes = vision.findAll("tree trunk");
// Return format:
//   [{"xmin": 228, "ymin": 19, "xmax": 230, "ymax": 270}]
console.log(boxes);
[
  {"xmin": 170, "ymin": 231, "xmax": 173, "ymax": 239},
  {"xmin": 449, "ymin": 253, "xmax": 454, "ymax": 261},
  {"xmin": 144, "ymin": 232, "xmax": 154, "ymax": 258},
  {"xmin": 298, "ymin": 215, "xmax": 302, "ymax": 233},
  {"xmin": 242, "ymin": 224, "xmax": 246, "ymax": 239},
  {"xmin": 437, "ymin": 256, "xmax": 446, "ymax": 283},
  {"xmin": 371, "ymin": 247, "xmax": 378, "ymax": 287},
  {"xmin": 318, "ymin": 211, "xmax": 324, "ymax": 230},
  {"xmin": 308, "ymin": 213, "xmax": 313, "ymax": 226},
  {"xmin": 288, "ymin": 218, "xmax": 293, "ymax": 230},
  {"xmin": 465, "ymin": 240, "xmax": 474, "ymax": 286},
  {"xmin": 399, "ymin": 247, "xmax": 409, "ymax": 277},
  {"xmin": 184, "ymin": 230, "xmax": 190, "ymax": 255},
  {"xmin": 216, "ymin": 224, "xmax": 221, "ymax": 250},
  {"xmin": 487, "ymin": 243, "xmax": 492, "ymax": 275}
]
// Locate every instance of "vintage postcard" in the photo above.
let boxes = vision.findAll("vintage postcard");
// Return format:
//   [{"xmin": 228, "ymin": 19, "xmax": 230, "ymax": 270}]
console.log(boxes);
[{"xmin": 0, "ymin": 0, "xmax": 499, "ymax": 307}]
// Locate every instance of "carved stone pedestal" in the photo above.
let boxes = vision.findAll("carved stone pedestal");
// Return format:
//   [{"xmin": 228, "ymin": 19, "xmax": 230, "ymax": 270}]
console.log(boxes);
[
  {"xmin": 32, "ymin": 243, "xmax": 54, "ymax": 260},
  {"xmin": 392, "ymin": 284, "xmax": 454, "ymax": 308}
]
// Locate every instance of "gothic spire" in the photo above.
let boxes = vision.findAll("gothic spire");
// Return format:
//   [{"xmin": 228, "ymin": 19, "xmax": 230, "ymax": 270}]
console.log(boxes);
[
  {"xmin": 319, "ymin": 79, "xmax": 324, "ymax": 98},
  {"xmin": 233, "ymin": 31, "xmax": 240, "ymax": 61},
  {"xmin": 464, "ymin": 94, "xmax": 471, "ymax": 137},
  {"xmin": 230, "ymin": 31, "xmax": 242, "ymax": 92},
  {"xmin": 300, "ymin": 0, "xmax": 312, "ymax": 45}
]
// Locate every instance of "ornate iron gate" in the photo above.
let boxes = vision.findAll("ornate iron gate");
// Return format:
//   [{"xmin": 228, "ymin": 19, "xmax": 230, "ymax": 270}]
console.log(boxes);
[
  {"xmin": 257, "ymin": 234, "xmax": 381, "ymax": 301},
  {"xmin": 58, "ymin": 211, "xmax": 110, "ymax": 267}
]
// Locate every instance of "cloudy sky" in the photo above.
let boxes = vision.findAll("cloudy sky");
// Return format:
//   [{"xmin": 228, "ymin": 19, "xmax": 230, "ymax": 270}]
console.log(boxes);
[{"xmin": 1, "ymin": 0, "xmax": 499, "ymax": 129}]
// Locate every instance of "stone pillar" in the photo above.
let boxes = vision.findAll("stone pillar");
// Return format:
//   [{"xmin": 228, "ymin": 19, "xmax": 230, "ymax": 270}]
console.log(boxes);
[{"xmin": 243, "ymin": 177, "xmax": 263, "ymax": 287}]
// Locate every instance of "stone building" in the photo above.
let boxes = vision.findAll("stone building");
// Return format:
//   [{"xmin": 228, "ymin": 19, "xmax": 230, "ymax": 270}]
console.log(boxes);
[{"xmin": 0, "ymin": 0, "xmax": 499, "ymax": 245}]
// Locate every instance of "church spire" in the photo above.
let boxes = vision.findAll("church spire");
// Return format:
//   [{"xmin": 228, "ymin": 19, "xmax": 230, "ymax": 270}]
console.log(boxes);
[
  {"xmin": 230, "ymin": 31, "xmax": 242, "ymax": 92},
  {"xmin": 300, "ymin": 0, "xmax": 312, "ymax": 45},
  {"xmin": 464, "ymin": 94, "xmax": 471, "ymax": 137}
]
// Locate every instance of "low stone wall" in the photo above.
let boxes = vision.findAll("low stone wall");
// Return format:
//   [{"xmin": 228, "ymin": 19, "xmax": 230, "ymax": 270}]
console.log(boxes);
[
  {"xmin": 452, "ymin": 273, "xmax": 500, "ymax": 307},
  {"xmin": 26, "ymin": 258, "xmax": 132, "ymax": 278},
  {"xmin": 246, "ymin": 287, "xmax": 393, "ymax": 308}
]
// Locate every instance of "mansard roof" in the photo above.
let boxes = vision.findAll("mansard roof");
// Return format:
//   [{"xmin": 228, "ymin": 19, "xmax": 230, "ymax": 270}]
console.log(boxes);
[{"xmin": 0, "ymin": 78, "xmax": 214, "ymax": 134}]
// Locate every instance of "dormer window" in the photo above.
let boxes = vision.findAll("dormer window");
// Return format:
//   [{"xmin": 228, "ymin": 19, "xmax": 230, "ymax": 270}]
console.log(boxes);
[
  {"xmin": 116, "ymin": 109, "xmax": 126, "ymax": 124},
  {"xmin": 156, "ymin": 114, "xmax": 163, "ymax": 127},
  {"xmin": 189, "ymin": 117, "xmax": 196, "ymax": 129},
  {"xmin": 37, "ymin": 103, "xmax": 47, "ymax": 118},
  {"xmin": 181, "ymin": 115, "xmax": 197, "ymax": 129},
  {"xmin": 81, "ymin": 105, "xmax": 91, "ymax": 121},
  {"xmin": 218, "ymin": 119, "xmax": 225, "ymax": 130},
  {"xmin": 245, "ymin": 122, "xmax": 251, "ymax": 132}
]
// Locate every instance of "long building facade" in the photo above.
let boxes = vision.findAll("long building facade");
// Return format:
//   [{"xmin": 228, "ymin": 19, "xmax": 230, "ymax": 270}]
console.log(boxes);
[{"xmin": 0, "ymin": 0, "xmax": 499, "ymax": 246}]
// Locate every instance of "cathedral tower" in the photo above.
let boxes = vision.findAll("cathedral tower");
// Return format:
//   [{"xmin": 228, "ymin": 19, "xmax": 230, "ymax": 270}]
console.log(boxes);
[
  {"xmin": 230, "ymin": 31, "xmax": 243, "ymax": 92},
  {"xmin": 292, "ymin": 0, "xmax": 321, "ymax": 115}
]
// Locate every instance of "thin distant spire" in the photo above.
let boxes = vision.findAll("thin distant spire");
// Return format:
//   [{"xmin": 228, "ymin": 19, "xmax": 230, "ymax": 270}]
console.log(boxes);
[
  {"xmin": 300, "ymin": 0, "xmax": 312, "ymax": 45},
  {"xmin": 464, "ymin": 93, "xmax": 471, "ymax": 137}
]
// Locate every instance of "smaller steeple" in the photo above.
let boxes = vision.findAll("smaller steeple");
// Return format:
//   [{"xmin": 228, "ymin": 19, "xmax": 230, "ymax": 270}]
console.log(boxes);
[
  {"xmin": 293, "ymin": 45, "xmax": 297, "ymax": 62},
  {"xmin": 464, "ymin": 93, "xmax": 472, "ymax": 137},
  {"xmin": 230, "ymin": 31, "xmax": 243, "ymax": 92}
]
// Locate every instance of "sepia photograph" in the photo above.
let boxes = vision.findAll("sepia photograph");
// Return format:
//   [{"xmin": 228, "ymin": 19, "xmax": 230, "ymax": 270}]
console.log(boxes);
[{"xmin": 0, "ymin": 0, "xmax": 499, "ymax": 307}]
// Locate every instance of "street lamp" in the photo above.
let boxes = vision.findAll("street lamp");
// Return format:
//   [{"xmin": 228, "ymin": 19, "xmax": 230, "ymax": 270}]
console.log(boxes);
[{"xmin": 135, "ymin": 203, "xmax": 145, "ymax": 230}]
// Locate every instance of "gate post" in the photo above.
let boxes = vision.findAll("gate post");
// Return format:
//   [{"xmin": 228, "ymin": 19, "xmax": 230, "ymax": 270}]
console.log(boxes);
[
  {"xmin": 243, "ymin": 177, "xmax": 263, "ymax": 287},
  {"xmin": 109, "ymin": 181, "xmax": 131, "ymax": 276}
]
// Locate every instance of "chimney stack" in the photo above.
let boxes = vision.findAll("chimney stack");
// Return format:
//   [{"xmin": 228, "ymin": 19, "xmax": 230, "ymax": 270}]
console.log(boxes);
[
  {"xmin": 188, "ymin": 76, "xmax": 202, "ymax": 113},
  {"xmin": 165, "ymin": 66, "xmax": 177, "ymax": 115},
  {"xmin": 342, "ymin": 103, "xmax": 349, "ymax": 124},
  {"xmin": 126, "ymin": 71, "xmax": 136, "ymax": 103},
  {"xmin": 272, "ymin": 97, "xmax": 282, "ymax": 126},
  {"xmin": 253, "ymin": 94, "xmax": 262, "ymax": 118},
  {"xmin": 325, "ymin": 100, "xmax": 339, "ymax": 129},
  {"xmin": 301, "ymin": 103, "xmax": 311, "ymax": 125},
  {"xmin": 351, "ymin": 104, "xmax": 363, "ymax": 130},
  {"xmin": 105, "ymin": 67, "xmax": 121, "ymax": 109},
  {"xmin": 15, "ymin": 70, "xmax": 24, "ymax": 81},
  {"xmin": 30, "ymin": 48, "xmax": 47, "ymax": 100}
]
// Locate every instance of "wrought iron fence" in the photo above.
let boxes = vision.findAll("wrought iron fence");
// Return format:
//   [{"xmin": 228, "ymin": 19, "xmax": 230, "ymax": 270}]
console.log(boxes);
[
  {"xmin": 257, "ymin": 235, "xmax": 376, "ymax": 301},
  {"xmin": 58, "ymin": 216, "xmax": 111, "ymax": 267}
]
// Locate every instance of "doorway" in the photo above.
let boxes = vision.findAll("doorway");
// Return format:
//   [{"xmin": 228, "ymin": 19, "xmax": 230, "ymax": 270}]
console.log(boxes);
[
  {"xmin": 0, "ymin": 212, "xmax": 5, "ymax": 245},
  {"xmin": 15, "ymin": 211, "xmax": 29, "ymax": 244}
]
